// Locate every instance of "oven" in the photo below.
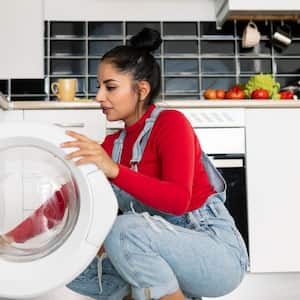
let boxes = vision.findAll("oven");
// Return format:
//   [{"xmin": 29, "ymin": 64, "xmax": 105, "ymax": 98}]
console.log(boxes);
[{"xmin": 179, "ymin": 108, "xmax": 249, "ymax": 249}]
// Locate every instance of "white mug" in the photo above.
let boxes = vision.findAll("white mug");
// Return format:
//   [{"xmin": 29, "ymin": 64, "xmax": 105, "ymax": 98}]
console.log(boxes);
[
  {"xmin": 272, "ymin": 25, "xmax": 292, "ymax": 49},
  {"xmin": 242, "ymin": 21, "xmax": 261, "ymax": 48}
]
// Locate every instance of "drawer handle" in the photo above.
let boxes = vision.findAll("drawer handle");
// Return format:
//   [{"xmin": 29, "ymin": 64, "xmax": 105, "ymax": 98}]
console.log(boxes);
[{"xmin": 53, "ymin": 122, "xmax": 85, "ymax": 128}]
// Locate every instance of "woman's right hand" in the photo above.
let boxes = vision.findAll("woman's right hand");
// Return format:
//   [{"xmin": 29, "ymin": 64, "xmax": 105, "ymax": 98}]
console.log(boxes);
[{"xmin": 61, "ymin": 131, "xmax": 119, "ymax": 179}]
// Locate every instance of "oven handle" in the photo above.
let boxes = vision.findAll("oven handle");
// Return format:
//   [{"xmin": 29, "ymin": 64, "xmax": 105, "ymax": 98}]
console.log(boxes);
[{"xmin": 208, "ymin": 157, "xmax": 244, "ymax": 168}]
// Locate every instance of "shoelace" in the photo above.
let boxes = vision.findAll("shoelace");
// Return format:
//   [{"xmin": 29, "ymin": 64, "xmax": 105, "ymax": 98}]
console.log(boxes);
[
  {"xmin": 130, "ymin": 202, "xmax": 178, "ymax": 235},
  {"xmin": 97, "ymin": 252, "xmax": 108, "ymax": 294}
]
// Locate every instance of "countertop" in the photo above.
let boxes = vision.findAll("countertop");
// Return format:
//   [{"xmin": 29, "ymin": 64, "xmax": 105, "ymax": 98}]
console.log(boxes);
[{"xmin": 1, "ymin": 96, "xmax": 300, "ymax": 110}]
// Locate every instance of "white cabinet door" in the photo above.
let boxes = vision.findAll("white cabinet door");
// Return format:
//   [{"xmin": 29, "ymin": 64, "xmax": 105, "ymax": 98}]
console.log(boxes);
[
  {"xmin": 246, "ymin": 109, "xmax": 300, "ymax": 272},
  {"xmin": 0, "ymin": 0, "xmax": 44, "ymax": 78},
  {"xmin": 23, "ymin": 109, "xmax": 106, "ymax": 142},
  {"xmin": 227, "ymin": 0, "xmax": 300, "ymax": 10},
  {"xmin": 0, "ymin": 110, "xmax": 23, "ymax": 121},
  {"xmin": 44, "ymin": 0, "xmax": 215, "ymax": 21}
]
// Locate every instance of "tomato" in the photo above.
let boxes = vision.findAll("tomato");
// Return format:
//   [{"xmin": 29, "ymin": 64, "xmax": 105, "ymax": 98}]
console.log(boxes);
[
  {"xmin": 251, "ymin": 89, "xmax": 269, "ymax": 99},
  {"xmin": 225, "ymin": 86, "xmax": 245, "ymax": 100},
  {"xmin": 216, "ymin": 89, "xmax": 225, "ymax": 99},
  {"xmin": 279, "ymin": 91, "xmax": 294, "ymax": 100},
  {"xmin": 204, "ymin": 89, "xmax": 217, "ymax": 99}
]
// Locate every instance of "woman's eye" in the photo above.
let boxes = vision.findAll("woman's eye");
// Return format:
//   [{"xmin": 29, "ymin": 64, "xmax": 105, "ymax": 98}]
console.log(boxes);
[{"xmin": 107, "ymin": 86, "xmax": 116, "ymax": 91}]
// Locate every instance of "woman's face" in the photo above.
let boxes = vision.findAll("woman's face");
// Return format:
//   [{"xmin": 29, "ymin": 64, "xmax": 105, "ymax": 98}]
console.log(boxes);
[{"xmin": 96, "ymin": 61, "xmax": 145, "ymax": 126}]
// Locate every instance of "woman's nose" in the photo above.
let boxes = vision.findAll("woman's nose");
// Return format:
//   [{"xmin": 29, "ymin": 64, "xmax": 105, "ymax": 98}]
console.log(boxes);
[{"xmin": 95, "ymin": 88, "xmax": 103, "ymax": 103}]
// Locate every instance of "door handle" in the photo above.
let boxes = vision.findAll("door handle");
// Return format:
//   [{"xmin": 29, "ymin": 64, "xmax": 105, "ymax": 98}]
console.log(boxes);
[
  {"xmin": 53, "ymin": 122, "xmax": 85, "ymax": 128},
  {"xmin": 209, "ymin": 158, "xmax": 244, "ymax": 168}
]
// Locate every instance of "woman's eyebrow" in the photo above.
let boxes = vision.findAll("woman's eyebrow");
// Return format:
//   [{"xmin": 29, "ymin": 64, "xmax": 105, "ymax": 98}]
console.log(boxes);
[{"xmin": 103, "ymin": 79, "xmax": 119, "ymax": 84}]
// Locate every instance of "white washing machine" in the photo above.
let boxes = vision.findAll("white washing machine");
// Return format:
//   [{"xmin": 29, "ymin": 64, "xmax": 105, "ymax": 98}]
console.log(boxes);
[{"xmin": 0, "ymin": 121, "xmax": 118, "ymax": 299}]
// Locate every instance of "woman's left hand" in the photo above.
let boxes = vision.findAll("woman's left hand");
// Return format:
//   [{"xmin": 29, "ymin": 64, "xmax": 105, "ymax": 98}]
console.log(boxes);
[{"xmin": 61, "ymin": 130, "xmax": 119, "ymax": 179}]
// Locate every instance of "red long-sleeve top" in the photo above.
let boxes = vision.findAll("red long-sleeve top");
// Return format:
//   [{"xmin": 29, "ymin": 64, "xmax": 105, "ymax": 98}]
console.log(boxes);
[
  {"xmin": 6, "ymin": 105, "xmax": 215, "ymax": 243},
  {"xmin": 102, "ymin": 104, "xmax": 215, "ymax": 215}
]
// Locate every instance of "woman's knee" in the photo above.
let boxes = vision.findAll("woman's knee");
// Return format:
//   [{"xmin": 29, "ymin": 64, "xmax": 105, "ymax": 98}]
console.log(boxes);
[{"xmin": 104, "ymin": 214, "xmax": 140, "ymax": 253}]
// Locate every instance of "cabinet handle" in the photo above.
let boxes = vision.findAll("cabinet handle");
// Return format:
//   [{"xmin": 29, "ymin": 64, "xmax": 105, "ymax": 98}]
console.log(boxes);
[{"xmin": 53, "ymin": 122, "xmax": 85, "ymax": 128}]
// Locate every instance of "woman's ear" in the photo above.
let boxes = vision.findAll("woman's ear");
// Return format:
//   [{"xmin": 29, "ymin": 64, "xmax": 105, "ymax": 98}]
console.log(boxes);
[{"xmin": 138, "ymin": 80, "xmax": 151, "ymax": 101}]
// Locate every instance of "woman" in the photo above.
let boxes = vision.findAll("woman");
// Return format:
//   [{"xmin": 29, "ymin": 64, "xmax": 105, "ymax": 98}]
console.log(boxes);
[
  {"xmin": 63, "ymin": 27, "xmax": 248, "ymax": 300},
  {"xmin": 0, "ymin": 27, "xmax": 248, "ymax": 300}
]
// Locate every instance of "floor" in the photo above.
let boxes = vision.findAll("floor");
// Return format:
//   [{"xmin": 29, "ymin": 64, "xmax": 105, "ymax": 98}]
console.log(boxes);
[
  {"xmin": 1, "ymin": 273, "xmax": 300, "ymax": 300},
  {"xmin": 0, "ymin": 287, "xmax": 91, "ymax": 300}
]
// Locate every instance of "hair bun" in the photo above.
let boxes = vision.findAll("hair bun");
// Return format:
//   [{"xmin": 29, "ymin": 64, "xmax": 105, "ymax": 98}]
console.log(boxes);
[{"xmin": 129, "ymin": 27, "xmax": 162, "ymax": 52}]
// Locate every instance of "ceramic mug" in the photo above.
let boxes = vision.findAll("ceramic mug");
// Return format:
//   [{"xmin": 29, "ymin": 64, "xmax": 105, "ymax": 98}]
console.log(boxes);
[
  {"xmin": 272, "ymin": 24, "xmax": 292, "ymax": 50},
  {"xmin": 242, "ymin": 21, "xmax": 261, "ymax": 48},
  {"xmin": 51, "ymin": 79, "xmax": 77, "ymax": 101}
]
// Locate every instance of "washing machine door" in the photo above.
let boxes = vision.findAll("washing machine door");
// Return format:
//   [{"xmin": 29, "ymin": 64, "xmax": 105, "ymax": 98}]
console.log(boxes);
[{"xmin": 0, "ymin": 121, "xmax": 118, "ymax": 299}]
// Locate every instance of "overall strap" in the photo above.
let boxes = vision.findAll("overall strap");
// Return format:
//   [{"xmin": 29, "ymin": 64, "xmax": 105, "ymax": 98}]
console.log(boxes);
[
  {"xmin": 111, "ymin": 107, "xmax": 165, "ymax": 170},
  {"xmin": 112, "ymin": 129, "xmax": 126, "ymax": 163},
  {"xmin": 201, "ymin": 152, "xmax": 227, "ymax": 200},
  {"xmin": 130, "ymin": 107, "xmax": 164, "ymax": 170}
]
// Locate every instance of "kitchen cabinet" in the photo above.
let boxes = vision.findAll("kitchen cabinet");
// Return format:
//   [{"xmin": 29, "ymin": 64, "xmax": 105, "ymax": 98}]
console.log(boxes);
[
  {"xmin": 245, "ymin": 109, "xmax": 300, "ymax": 272},
  {"xmin": 0, "ymin": 0, "xmax": 44, "ymax": 79},
  {"xmin": 0, "ymin": 110, "xmax": 23, "ymax": 121},
  {"xmin": 23, "ymin": 109, "xmax": 106, "ymax": 142},
  {"xmin": 44, "ymin": 0, "xmax": 215, "ymax": 21},
  {"xmin": 215, "ymin": 0, "xmax": 300, "ymax": 28}
]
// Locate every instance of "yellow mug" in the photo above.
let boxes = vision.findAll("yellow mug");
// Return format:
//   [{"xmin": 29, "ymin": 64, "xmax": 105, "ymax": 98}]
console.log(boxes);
[{"xmin": 51, "ymin": 79, "xmax": 77, "ymax": 101}]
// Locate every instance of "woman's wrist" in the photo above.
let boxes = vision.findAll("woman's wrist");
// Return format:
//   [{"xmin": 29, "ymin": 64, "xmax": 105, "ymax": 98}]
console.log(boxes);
[{"xmin": 109, "ymin": 163, "xmax": 120, "ymax": 179}]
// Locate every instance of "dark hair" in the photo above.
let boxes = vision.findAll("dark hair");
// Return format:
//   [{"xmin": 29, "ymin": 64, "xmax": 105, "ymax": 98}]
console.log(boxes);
[{"xmin": 101, "ymin": 27, "xmax": 162, "ymax": 105}]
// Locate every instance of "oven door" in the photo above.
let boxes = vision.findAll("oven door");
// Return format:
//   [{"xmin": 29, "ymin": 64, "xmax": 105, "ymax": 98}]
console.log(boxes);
[{"xmin": 208, "ymin": 154, "xmax": 248, "ymax": 250}]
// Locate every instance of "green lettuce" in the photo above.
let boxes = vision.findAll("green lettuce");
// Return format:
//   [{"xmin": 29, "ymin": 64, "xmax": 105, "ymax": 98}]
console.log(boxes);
[{"xmin": 244, "ymin": 74, "xmax": 280, "ymax": 99}]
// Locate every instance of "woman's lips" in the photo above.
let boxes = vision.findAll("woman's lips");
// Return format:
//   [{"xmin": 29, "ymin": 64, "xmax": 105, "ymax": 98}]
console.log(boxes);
[{"xmin": 101, "ymin": 107, "xmax": 112, "ymax": 114}]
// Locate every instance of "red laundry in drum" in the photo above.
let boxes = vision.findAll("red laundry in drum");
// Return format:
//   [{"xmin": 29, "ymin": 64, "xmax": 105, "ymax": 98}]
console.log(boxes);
[{"xmin": 7, "ymin": 183, "xmax": 69, "ymax": 243}]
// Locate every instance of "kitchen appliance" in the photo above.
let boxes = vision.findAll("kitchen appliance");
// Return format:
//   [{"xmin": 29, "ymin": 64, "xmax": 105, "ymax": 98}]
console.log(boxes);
[
  {"xmin": 0, "ymin": 121, "xmax": 118, "ymax": 299},
  {"xmin": 179, "ymin": 108, "xmax": 248, "ymax": 249}
]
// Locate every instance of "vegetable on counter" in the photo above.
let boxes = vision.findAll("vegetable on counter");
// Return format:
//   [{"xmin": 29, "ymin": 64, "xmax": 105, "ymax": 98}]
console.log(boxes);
[
  {"xmin": 225, "ymin": 85, "xmax": 245, "ymax": 100},
  {"xmin": 204, "ymin": 89, "xmax": 225, "ymax": 99},
  {"xmin": 244, "ymin": 74, "xmax": 280, "ymax": 99},
  {"xmin": 279, "ymin": 90, "xmax": 294, "ymax": 100},
  {"xmin": 251, "ymin": 88, "xmax": 269, "ymax": 99}
]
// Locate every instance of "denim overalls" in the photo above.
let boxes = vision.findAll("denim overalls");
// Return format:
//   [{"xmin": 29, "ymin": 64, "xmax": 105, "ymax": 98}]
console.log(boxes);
[{"xmin": 67, "ymin": 107, "xmax": 249, "ymax": 300}]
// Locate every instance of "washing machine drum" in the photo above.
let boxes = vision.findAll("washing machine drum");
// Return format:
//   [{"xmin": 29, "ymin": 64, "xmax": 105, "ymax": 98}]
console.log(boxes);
[{"xmin": 0, "ymin": 121, "xmax": 118, "ymax": 299}]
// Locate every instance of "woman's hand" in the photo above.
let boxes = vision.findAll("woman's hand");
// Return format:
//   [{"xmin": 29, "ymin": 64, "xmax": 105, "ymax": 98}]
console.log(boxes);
[
  {"xmin": 61, "ymin": 130, "xmax": 119, "ymax": 179},
  {"xmin": 0, "ymin": 234, "xmax": 15, "ymax": 246}
]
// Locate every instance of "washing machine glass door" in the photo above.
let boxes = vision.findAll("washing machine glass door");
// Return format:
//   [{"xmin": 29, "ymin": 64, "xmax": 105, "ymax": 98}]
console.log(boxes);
[{"xmin": 0, "ymin": 141, "xmax": 79, "ymax": 262}]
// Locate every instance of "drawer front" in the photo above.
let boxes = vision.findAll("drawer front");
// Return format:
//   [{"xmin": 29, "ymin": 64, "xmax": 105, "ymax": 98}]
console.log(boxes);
[
  {"xmin": 24, "ymin": 109, "xmax": 106, "ymax": 142},
  {"xmin": 0, "ymin": 110, "xmax": 23, "ymax": 121}
]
